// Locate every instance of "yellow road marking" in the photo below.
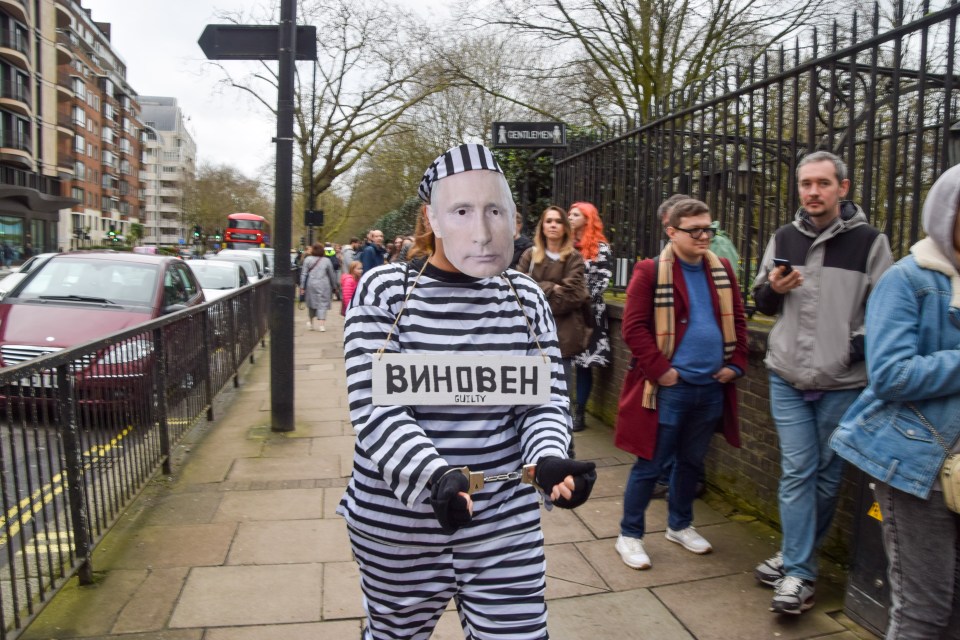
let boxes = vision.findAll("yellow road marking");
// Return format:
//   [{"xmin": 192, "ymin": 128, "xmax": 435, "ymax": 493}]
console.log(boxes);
[{"xmin": 0, "ymin": 425, "xmax": 135, "ymax": 547}]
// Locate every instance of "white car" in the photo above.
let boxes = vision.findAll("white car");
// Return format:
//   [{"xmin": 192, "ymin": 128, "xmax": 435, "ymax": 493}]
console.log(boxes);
[
  {"xmin": 0, "ymin": 252, "xmax": 57, "ymax": 295},
  {"xmin": 207, "ymin": 254, "xmax": 262, "ymax": 283},
  {"xmin": 246, "ymin": 247, "xmax": 275, "ymax": 274},
  {"xmin": 217, "ymin": 249, "xmax": 266, "ymax": 279},
  {"xmin": 186, "ymin": 259, "xmax": 250, "ymax": 301}
]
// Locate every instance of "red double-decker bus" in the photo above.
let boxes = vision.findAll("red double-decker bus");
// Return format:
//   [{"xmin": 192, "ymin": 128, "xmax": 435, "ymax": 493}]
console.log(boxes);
[{"xmin": 224, "ymin": 213, "xmax": 271, "ymax": 249}]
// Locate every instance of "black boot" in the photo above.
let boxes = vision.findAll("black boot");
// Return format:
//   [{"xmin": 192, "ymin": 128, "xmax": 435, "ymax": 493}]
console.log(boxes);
[{"xmin": 572, "ymin": 404, "xmax": 586, "ymax": 432}]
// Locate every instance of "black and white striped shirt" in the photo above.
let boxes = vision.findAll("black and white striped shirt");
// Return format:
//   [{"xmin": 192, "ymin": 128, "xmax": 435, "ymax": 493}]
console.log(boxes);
[{"xmin": 337, "ymin": 261, "xmax": 570, "ymax": 547}]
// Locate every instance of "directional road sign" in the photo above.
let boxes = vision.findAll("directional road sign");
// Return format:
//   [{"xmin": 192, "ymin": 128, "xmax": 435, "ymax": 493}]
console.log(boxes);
[{"xmin": 198, "ymin": 24, "xmax": 317, "ymax": 61}]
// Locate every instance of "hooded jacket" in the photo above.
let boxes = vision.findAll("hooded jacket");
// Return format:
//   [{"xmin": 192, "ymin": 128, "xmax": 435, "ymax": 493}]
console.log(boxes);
[
  {"xmin": 752, "ymin": 202, "xmax": 893, "ymax": 390},
  {"xmin": 830, "ymin": 164, "xmax": 960, "ymax": 498}
]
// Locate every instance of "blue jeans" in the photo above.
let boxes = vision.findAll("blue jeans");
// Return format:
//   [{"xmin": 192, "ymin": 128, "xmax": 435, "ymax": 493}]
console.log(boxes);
[
  {"xmin": 620, "ymin": 380, "xmax": 723, "ymax": 538},
  {"xmin": 768, "ymin": 373, "xmax": 861, "ymax": 581}
]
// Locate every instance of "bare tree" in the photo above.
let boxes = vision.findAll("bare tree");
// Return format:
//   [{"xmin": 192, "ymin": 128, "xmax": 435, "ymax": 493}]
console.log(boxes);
[
  {"xmin": 183, "ymin": 164, "xmax": 273, "ymax": 234},
  {"xmin": 460, "ymin": 0, "xmax": 830, "ymax": 126},
  {"xmin": 211, "ymin": 0, "xmax": 445, "ymax": 238}
]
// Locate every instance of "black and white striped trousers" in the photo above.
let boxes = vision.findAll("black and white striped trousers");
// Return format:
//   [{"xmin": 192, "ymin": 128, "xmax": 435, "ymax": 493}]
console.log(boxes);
[{"xmin": 348, "ymin": 527, "xmax": 548, "ymax": 640}]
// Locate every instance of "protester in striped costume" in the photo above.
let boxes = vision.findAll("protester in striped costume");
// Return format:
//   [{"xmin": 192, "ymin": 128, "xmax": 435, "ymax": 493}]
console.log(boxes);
[{"xmin": 338, "ymin": 144, "xmax": 597, "ymax": 640}]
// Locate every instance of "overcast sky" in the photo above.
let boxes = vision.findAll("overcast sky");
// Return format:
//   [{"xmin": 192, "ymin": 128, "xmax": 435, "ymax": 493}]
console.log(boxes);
[{"xmin": 80, "ymin": 0, "xmax": 440, "ymax": 179}]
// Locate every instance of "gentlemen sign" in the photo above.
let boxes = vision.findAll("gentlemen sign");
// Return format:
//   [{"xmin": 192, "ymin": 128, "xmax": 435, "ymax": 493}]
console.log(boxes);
[
  {"xmin": 372, "ymin": 355, "xmax": 551, "ymax": 406},
  {"xmin": 491, "ymin": 122, "xmax": 567, "ymax": 148}
]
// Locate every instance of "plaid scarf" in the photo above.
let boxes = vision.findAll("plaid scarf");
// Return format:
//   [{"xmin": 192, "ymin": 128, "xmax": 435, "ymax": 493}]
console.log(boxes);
[{"xmin": 641, "ymin": 243, "xmax": 737, "ymax": 409}]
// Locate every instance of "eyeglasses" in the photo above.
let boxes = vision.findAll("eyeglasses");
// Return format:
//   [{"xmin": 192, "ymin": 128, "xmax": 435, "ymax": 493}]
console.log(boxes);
[{"xmin": 672, "ymin": 226, "xmax": 717, "ymax": 240}]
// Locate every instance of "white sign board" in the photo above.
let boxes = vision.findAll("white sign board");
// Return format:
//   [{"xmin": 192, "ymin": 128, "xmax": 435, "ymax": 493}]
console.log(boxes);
[{"xmin": 371, "ymin": 354, "xmax": 551, "ymax": 406}]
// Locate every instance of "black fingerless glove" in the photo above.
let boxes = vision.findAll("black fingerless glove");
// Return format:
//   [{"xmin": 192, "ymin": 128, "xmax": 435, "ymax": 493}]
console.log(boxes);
[
  {"xmin": 535, "ymin": 456, "xmax": 597, "ymax": 509},
  {"xmin": 428, "ymin": 466, "xmax": 471, "ymax": 534}
]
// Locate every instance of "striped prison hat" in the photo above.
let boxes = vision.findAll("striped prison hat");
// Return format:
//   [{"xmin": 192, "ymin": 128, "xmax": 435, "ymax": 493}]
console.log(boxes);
[{"xmin": 418, "ymin": 143, "xmax": 504, "ymax": 203}]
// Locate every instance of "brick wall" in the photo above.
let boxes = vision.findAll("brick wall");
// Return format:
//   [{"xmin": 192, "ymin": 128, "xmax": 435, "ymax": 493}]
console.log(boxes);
[{"xmin": 589, "ymin": 299, "xmax": 858, "ymax": 559}]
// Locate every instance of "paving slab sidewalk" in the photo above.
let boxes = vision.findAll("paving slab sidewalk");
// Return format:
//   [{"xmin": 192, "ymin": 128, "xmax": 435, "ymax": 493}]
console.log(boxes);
[{"xmin": 21, "ymin": 307, "xmax": 877, "ymax": 640}]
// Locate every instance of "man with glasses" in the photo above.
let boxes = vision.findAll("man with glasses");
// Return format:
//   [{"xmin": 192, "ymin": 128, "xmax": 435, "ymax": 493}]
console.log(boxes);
[
  {"xmin": 613, "ymin": 198, "xmax": 748, "ymax": 570},
  {"xmin": 751, "ymin": 151, "xmax": 892, "ymax": 615}
]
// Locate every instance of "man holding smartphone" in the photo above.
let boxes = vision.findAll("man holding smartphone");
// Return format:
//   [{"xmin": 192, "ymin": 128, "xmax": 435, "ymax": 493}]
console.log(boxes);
[{"xmin": 751, "ymin": 151, "xmax": 893, "ymax": 615}]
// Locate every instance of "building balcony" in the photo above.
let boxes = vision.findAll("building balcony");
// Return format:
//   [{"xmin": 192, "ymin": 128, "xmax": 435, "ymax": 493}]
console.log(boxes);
[
  {"xmin": 55, "ymin": 32, "xmax": 74, "ymax": 65},
  {"xmin": 158, "ymin": 203, "xmax": 180, "ymax": 214},
  {"xmin": 0, "ymin": 79, "xmax": 32, "ymax": 117},
  {"xmin": 54, "ymin": 0, "xmax": 72, "ymax": 29},
  {"xmin": 0, "ymin": 0, "xmax": 28, "ymax": 24},
  {"xmin": 0, "ymin": 31, "xmax": 30, "ymax": 72},
  {"xmin": 159, "ymin": 187, "xmax": 181, "ymax": 198},
  {"xmin": 0, "ymin": 166, "xmax": 62, "ymax": 195},
  {"xmin": 57, "ymin": 158, "xmax": 75, "ymax": 173}
]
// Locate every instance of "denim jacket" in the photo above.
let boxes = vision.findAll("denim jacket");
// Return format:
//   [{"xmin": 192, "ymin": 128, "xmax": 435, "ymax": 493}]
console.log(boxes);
[{"xmin": 830, "ymin": 241, "xmax": 960, "ymax": 499}]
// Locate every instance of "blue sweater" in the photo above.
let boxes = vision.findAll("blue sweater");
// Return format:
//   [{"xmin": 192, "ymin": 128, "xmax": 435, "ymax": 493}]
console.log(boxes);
[{"xmin": 671, "ymin": 259, "xmax": 724, "ymax": 385}]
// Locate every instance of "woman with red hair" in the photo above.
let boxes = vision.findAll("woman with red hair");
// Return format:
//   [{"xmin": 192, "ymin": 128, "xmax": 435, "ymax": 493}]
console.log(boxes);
[{"xmin": 568, "ymin": 201, "xmax": 612, "ymax": 431}]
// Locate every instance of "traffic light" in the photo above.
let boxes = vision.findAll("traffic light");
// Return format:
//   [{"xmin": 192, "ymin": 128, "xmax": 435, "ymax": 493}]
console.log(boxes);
[
  {"xmin": 214, "ymin": 229, "xmax": 222, "ymax": 241},
  {"xmin": 107, "ymin": 226, "xmax": 117, "ymax": 242},
  {"xmin": 192, "ymin": 225, "xmax": 201, "ymax": 238}
]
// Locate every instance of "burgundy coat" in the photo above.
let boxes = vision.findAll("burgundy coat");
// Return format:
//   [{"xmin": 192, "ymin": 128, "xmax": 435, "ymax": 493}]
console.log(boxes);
[{"xmin": 614, "ymin": 256, "xmax": 749, "ymax": 460}]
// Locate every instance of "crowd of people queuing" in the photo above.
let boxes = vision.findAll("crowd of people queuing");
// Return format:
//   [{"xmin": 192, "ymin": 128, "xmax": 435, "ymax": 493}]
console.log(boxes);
[{"xmin": 320, "ymin": 145, "xmax": 957, "ymax": 640}]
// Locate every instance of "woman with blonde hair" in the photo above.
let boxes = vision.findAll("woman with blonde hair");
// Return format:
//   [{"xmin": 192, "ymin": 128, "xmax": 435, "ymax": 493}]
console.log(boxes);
[
  {"xmin": 568, "ymin": 201, "xmax": 612, "ymax": 431},
  {"xmin": 517, "ymin": 206, "xmax": 591, "ymax": 406}
]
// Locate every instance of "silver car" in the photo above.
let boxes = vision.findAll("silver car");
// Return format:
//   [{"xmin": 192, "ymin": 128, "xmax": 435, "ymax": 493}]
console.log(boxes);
[{"xmin": 186, "ymin": 259, "xmax": 250, "ymax": 301}]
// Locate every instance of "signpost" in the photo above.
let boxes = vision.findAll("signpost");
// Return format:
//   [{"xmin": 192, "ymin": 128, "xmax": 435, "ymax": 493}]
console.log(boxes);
[
  {"xmin": 490, "ymin": 121, "xmax": 568, "ymax": 223},
  {"xmin": 491, "ymin": 122, "xmax": 567, "ymax": 149},
  {"xmin": 198, "ymin": 25, "xmax": 317, "ymax": 61},
  {"xmin": 199, "ymin": 2, "xmax": 316, "ymax": 433}
]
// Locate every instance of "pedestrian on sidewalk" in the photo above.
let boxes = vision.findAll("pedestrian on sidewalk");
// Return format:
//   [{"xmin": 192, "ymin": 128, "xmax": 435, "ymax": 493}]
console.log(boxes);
[
  {"xmin": 751, "ymin": 151, "xmax": 893, "ymax": 615},
  {"xmin": 830, "ymin": 164, "xmax": 960, "ymax": 639},
  {"xmin": 516, "ymin": 206, "xmax": 592, "ymax": 443},
  {"xmin": 299, "ymin": 242, "xmax": 337, "ymax": 332},
  {"xmin": 613, "ymin": 197, "xmax": 748, "ymax": 571},
  {"xmin": 651, "ymin": 194, "xmax": 709, "ymax": 500},
  {"xmin": 338, "ymin": 143, "xmax": 597, "ymax": 640},
  {"xmin": 339, "ymin": 260, "xmax": 361, "ymax": 315},
  {"xmin": 568, "ymin": 201, "xmax": 612, "ymax": 432}
]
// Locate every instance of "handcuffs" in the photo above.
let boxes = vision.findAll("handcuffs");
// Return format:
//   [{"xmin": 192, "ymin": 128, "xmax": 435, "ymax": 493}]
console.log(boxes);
[
  {"xmin": 447, "ymin": 463, "xmax": 553, "ymax": 510},
  {"xmin": 455, "ymin": 463, "xmax": 540, "ymax": 494}
]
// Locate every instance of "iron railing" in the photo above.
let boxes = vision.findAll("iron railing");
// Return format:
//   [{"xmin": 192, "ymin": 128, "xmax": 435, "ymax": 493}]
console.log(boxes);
[
  {"xmin": 554, "ymin": 0, "xmax": 960, "ymax": 297},
  {"xmin": 0, "ymin": 279, "xmax": 270, "ymax": 638}
]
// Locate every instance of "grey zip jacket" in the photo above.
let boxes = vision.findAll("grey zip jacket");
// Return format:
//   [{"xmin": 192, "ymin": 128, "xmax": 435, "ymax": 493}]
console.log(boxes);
[{"xmin": 752, "ymin": 202, "xmax": 893, "ymax": 390}]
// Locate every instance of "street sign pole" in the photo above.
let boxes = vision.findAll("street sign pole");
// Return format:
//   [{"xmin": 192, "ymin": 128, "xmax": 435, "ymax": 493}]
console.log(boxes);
[
  {"xmin": 199, "ymin": 4, "xmax": 317, "ymax": 433},
  {"xmin": 269, "ymin": 0, "xmax": 296, "ymax": 432}
]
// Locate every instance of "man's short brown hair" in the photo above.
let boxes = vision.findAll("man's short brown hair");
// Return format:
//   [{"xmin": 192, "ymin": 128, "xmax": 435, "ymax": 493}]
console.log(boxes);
[
  {"xmin": 667, "ymin": 198, "xmax": 711, "ymax": 229},
  {"xmin": 658, "ymin": 194, "xmax": 691, "ymax": 227}
]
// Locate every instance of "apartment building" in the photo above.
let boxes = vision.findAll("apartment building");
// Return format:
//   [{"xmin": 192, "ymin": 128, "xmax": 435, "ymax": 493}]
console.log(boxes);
[
  {"xmin": 0, "ymin": 0, "xmax": 76, "ymax": 262},
  {"xmin": 57, "ymin": 0, "xmax": 144, "ymax": 248},
  {"xmin": 140, "ymin": 96, "xmax": 195, "ymax": 247}
]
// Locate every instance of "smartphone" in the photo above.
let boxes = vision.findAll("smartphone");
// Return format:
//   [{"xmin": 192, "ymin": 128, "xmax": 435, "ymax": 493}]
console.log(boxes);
[{"xmin": 772, "ymin": 258, "xmax": 793, "ymax": 275}]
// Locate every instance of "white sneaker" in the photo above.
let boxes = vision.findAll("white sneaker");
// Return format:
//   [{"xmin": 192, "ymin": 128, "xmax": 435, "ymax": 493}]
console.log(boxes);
[
  {"xmin": 615, "ymin": 534, "xmax": 651, "ymax": 570},
  {"xmin": 306, "ymin": 320, "xmax": 313, "ymax": 328},
  {"xmin": 665, "ymin": 526, "xmax": 713, "ymax": 554},
  {"xmin": 319, "ymin": 325, "xmax": 326, "ymax": 332}
]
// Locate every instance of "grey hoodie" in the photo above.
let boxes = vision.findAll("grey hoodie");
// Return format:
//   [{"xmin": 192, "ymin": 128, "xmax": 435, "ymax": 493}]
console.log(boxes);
[
  {"xmin": 752, "ymin": 202, "xmax": 894, "ymax": 390},
  {"xmin": 921, "ymin": 163, "xmax": 960, "ymax": 273}
]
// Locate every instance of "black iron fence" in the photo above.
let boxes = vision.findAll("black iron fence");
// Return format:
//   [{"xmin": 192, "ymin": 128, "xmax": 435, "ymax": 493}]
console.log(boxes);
[
  {"xmin": 554, "ymin": 1, "xmax": 960, "ymax": 297},
  {"xmin": 0, "ymin": 280, "xmax": 270, "ymax": 638}
]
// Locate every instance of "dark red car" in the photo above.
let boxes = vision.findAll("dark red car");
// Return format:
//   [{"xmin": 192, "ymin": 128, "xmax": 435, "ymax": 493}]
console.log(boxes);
[{"xmin": 0, "ymin": 252, "xmax": 206, "ymax": 421}]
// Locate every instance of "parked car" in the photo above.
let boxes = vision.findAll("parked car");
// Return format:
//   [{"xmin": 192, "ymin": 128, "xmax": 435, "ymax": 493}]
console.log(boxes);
[
  {"xmin": 186, "ymin": 259, "xmax": 249, "ymax": 301},
  {"xmin": 208, "ymin": 253, "xmax": 263, "ymax": 282},
  {"xmin": 217, "ymin": 249, "xmax": 266, "ymax": 279},
  {"xmin": 247, "ymin": 247, "xmax": 274, "ymax": 274},
  {"xmin": 0, "ymin": 252, "xmax": 57, "ymax": 295},
  {"xmin": 0, "ymin": 252, "xmax": 206, "ymax": 422}
]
